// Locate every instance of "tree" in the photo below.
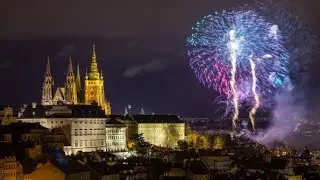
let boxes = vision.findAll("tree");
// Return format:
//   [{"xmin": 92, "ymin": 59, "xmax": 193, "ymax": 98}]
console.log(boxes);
[
  {"xmin": 177, "ymin": 140, "xmax": 188, "ymax": 150},
  {"xmin": 197, "ymin": 135, "xmax": 210, "ymax": 149},
  {"xmin": 212, "ymin": 135, "xmax": 225, "ymax": 149},
  {"xmin": 130, "ymin": 133, "xmax": 151, "ymax": 155}
]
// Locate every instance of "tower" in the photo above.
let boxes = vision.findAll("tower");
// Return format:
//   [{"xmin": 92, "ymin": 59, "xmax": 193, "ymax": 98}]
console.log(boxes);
[
  {"xmin": 65, "ymin": 56, "xmax": 78, "ymax": 104},
  {"xmin": 41, "ymin": 57, "xmax": 54, "ymax": 105},
  {"xmin": 84, "ymin": 44, "xmax": 111, "ymax": 114},
  {"xmin": 140, "ymin": 108, "xmax": 145, "ymax": 115},
  {"xmin": 76, "ymin": 61, "xmax": 82, "ymax": 100}
]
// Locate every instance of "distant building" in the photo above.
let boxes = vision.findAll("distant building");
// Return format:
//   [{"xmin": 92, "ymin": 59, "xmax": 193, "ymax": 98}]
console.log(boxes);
[
  {"xmin": 41, "ymin": 44, "xmax": 111, "ymax": 114},
  {"xmin": 113, "ymin": 115, "xmax": 186, "ymax": 149},
  {"xmin": 0, "ymin": 143, "xmax": 23, "ymax": 180},
  {"xmin": 0, "ymin": 106, "xmax": 16, "ymax": 125},
  {"xmin": 17, "ymin": 104, "xmax": 107, "ymax": 155}
]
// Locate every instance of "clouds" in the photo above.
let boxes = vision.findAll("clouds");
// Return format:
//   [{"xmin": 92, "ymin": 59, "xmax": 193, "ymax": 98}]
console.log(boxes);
[
  {"xmin": 122, "ymin": 59, "xmax": 167, "ymax": 78},
  {"xmin": 57, "ymin": 44, "xmax": 76, "ymax": 57}
]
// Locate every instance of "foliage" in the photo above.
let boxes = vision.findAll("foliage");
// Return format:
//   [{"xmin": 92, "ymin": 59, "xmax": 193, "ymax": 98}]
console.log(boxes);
[
  {"xmin": 177, "ymin": 140, "xmax": 188, "ymax": 150},
  {"xmin": 130, "ymin": 133, "xmax": 151, "ymax": 155}
]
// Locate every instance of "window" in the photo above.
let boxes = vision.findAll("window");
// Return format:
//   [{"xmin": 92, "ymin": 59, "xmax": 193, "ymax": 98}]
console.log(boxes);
[
  {"xmin": 75, "ymin": 140, "xmax": 78, "ymax": 147},
  {"xmin": 74, "ymin": 129, "xmax": 78, "ymax": 136},
  {"xmin": 85, "ymin": 140, "xmax": 87, "ymax": 146},
  {"xmin": 84, "ymin": 129, "xmax": 87, "ymax": 135},
  {"xmin": 101, "ymin": 140, "xmax": 103, "ymax": 146},
  {"xmin": 80, "ymin": 140, "xmax": 83, "ymax": 147}
]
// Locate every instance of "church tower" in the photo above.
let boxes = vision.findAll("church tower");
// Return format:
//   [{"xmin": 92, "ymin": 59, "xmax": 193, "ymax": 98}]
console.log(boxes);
[
  {"xmin": 41, "ymin": 57, "xmax": 54, "ymax": 105},
  {"xmin": 84, "ymin": 44, "xmax": 111, "ymax": 114},
  {"xmin": 75, "ymin": 61, "xmax": 83, "ymax": 103},
  {"xmin": 65, "ymin": 56, "xmax": 78, "ymax": 104}
]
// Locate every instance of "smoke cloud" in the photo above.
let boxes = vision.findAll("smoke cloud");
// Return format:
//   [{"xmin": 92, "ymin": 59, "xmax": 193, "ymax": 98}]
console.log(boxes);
[
  {"xmin": 122, "ymin": 59, "xmax": 167, "ymax": 78},
  {"xmin": 253, "ymin": 89, "xmax": 306, "ymax": 148}
]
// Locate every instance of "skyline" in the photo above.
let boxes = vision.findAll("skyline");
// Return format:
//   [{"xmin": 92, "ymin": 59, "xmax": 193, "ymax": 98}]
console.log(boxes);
[{"xmin": 0, "ymin": 0, "xmax": 320, "ymax": 117}]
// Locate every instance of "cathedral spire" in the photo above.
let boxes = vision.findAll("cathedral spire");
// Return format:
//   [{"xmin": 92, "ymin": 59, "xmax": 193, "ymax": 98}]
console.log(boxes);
[
  {"xmin": 65, "ymin": 56, "xmax": 77, "ymax": 104},
  {"xmin": 41, "ymin": 56, "xmax": 54, "ymax": 105},
  {"xmin": 76, "ymin": 61, "xmax": 81, "ymax": 90},
  {"xmin": 45, "ymin": 56, "xmax": 51, "ymax": 76},
  {"xmin": 67, "ymin": 56, "xmax": 74, "ymax": 76},
  {"xmin": 88, "ymin": 44, "xmax": 100, "ymax": 79}
]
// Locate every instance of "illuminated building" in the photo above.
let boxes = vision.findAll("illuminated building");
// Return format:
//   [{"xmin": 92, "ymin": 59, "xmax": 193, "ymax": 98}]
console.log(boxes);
[
  {"xmin": 0, "ymin": 106, "xmax": 16, "ymax": 125},
  {"xmin": 17, "ymin": 103, "xmax": 107, "ymax": 155},
  {"xmin": 41, "ymin": 44, "xmax": 111, "ymax": 115},
  {"xmin": 105, "ymin": 119, "xmax": 127, "ymax": 152},
  {"xmin": 0, "ymin": 144, "xmax": 23, "ymax": 180},
  {"xmin": 132, "ymin": 115, "xmax": 185, "ymax": 149}
]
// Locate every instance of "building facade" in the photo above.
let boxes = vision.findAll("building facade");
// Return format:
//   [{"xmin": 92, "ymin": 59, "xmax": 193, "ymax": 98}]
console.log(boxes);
[
  {"xmin": 105, "ymin": 119, "xmax": 127, "ymax": 152},
  {"xmin": 41, "ymin": 45, "xmax": 111, "ymax": 115},
  {"xmin": 17, "ymin": 104, "xmax": 107, "ymax": 155},
  {"xmin": 131, "ymin": 115, "xmax": 185, "ymax": 149}
]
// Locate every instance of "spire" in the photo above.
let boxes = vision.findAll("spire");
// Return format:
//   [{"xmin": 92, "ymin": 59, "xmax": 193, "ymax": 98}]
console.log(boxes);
[
  {"xmin": 140, "ymin": 108, "xmax": 145, "ymax": 115},
  {"xmin": 124, "ymin": 107, "xmax": 128, "ymax": 115},
  {"xmin": 42, "ymin": 56, "xmax": 54, "ymax": 105},
  {"xmin": 76, "ymin": 61, "xmax": 81, "ymax": 90},
  {"xmin": 65, "ymin": 56, "xmax": 77, "ymax": 104},
  {"xmin": 67, "ymin": 56, "xmax": 74, "ymax": 76},
  {"xmin": 88, "ymin": 44, "xmax": 100, "ymax": 79},
  {"xmin": 45, "ymin": 56, "xmax": 51, "ymax": 76}
]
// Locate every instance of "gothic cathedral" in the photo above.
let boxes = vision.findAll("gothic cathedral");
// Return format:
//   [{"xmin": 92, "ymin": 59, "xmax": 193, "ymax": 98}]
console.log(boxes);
[{"xmin": 41, "ymin": 44, "xmax": 111, "ymax": 115}]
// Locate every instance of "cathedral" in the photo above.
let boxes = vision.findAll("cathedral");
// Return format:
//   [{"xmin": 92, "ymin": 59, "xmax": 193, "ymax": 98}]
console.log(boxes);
[{"xmin": 41, "ymin": 44, "xmax": 111, "ymax": 115}]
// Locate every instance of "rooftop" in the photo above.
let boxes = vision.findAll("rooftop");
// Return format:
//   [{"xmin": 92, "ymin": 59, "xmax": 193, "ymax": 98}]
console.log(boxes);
[
  {"xmin": 53, "ymin": 160, "xmax": 89, "ymax": 174},
  {"xmin": 131, "ymin": 115, "xmax": 184, "ymax": 123},
  {"xmin": 18, "ymin": 104, "xmax": 106, "ymax": 119},
  {"xmin": 188, "ymin": 161, "xmax": 209, "ymax": 175}
]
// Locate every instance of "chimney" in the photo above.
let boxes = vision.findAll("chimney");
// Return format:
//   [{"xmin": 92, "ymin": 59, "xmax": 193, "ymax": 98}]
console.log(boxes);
[{"xmin": 32, "ymin": 102, "xmax": 37, "ymax": 108}]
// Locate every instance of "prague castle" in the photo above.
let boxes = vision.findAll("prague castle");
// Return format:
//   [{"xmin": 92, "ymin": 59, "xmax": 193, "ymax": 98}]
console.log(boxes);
[
  {"xmin": 41, "ymin": 44, "xmax": 111, "ymax": 115},
  {"xmin": 13, "ymin": 44, "xmax": 185, "ymax": 155}
]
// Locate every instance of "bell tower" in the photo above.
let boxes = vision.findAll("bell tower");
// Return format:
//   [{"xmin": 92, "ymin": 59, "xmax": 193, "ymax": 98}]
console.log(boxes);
[
  {"xmin": 84, "ymin": 44, "xmax": 111, "ymax": 114},
  {"xmin": 41, "ymin": 57, "xmax": 54, "ymax": 105}
]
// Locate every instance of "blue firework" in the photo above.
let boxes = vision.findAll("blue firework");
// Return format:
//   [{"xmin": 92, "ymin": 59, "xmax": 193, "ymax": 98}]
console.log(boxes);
[{"xmin": 187, "ymin": 10, "xmax": 290, "ymax": 101}]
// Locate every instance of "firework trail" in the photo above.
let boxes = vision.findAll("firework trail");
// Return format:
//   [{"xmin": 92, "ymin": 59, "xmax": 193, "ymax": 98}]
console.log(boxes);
[
  {"xmin": 228, "ymin": 29, "xmax": 240, "ymax": 132},
  {"xmin": 249, "ymin": 58, "xmax": 259, "ymax": 131}
]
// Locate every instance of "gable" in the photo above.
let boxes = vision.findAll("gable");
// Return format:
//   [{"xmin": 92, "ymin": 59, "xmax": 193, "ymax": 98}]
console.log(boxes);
[{"xmin": 53, "ymin": 87, "xmax": 65, "ymax": 101}]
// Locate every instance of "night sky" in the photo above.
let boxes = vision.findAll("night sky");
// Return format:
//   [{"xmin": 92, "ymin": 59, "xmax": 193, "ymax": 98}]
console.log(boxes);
[{"xmin": 0, "ymin": 0, "xmax": 319, "ymax": 117}]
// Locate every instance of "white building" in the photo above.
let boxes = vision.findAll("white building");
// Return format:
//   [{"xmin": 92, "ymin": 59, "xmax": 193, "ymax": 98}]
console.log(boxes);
[
  {"xmin": 17, "ymin": 103, "xmax": 107, "ymax": 155},
  {"xmin": 105, "ymin": 119, "xmax": 127, "ymax": 152}
]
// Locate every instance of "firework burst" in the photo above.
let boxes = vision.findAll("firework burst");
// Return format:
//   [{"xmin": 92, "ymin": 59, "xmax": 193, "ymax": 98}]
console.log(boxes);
[{"xmin": 187, "ymin": 10, "xmax": 290, "ymax": 130}]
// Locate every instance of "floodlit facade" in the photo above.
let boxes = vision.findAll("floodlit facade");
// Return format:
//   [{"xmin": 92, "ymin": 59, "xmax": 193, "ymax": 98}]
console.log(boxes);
[
  {"xmin": 132, "ymin": 115, "xmax": 185, "ymax": 149},
  {"xmin": 41, "ymin": 44, "xmax": 111, "ymax": 114},
  {"xmin": 17, "ymin": 104, "xmax": 107, "ymax": 155},
  {"xmin": 105, "ymin": 119, "xmax": 127, "ymax": 152}
]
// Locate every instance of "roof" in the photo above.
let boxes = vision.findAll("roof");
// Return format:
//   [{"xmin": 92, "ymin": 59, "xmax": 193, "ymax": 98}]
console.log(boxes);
[
  {"xmin": 0, "ymin": 105, "xmax": 12, "ymax": 111},
  {"xmin": 188, "ymin": 161, "xmax": 209, "ymax": 174},
  {"xmin": 53, "ymin": 160, "xmax": 89, "ymax": 174},
  {"xmin": 0, "ymin": 122, "xmax": 46, "ymax": 134},
  {"xmin": 89, "ymin": 162, "xmax": 122, "ymax": 175},
  {"xmin": 18, "ymin": 104, "xmax": 107, "ymax": 119},
  {"xmin": 131, "ymin": 115, "xmax": 184, "ymax": 123},
  {"xmin": 106, "ymin": 118, "xmax": 126, "ymax": 127}
]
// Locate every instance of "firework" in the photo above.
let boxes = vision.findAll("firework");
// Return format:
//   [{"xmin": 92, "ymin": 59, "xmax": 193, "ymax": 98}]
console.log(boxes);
[{"xmin": 187, "ymin": 10, "xmax": 290, "ymax": 130}]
